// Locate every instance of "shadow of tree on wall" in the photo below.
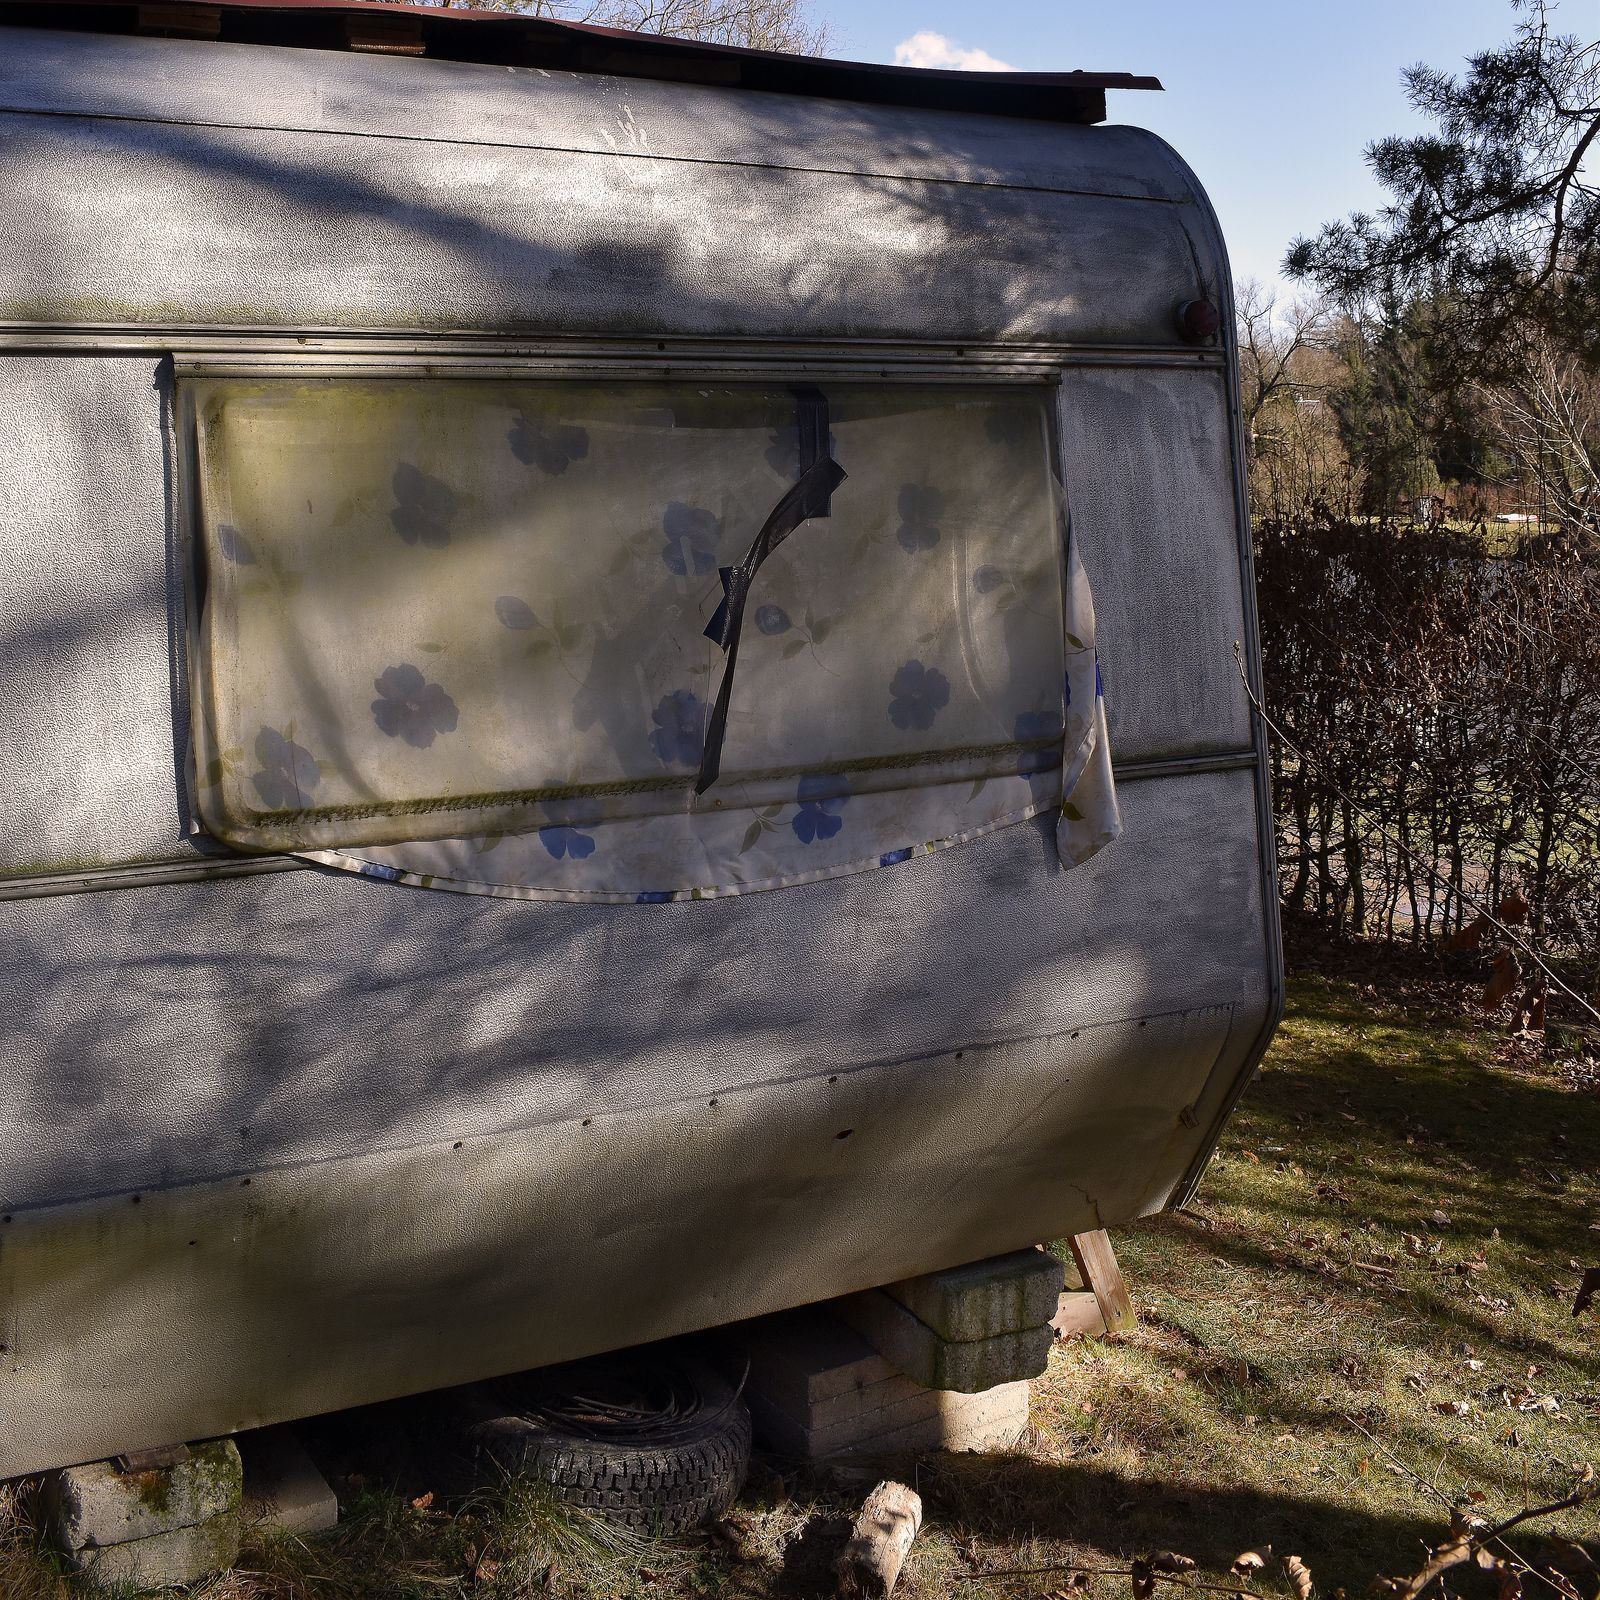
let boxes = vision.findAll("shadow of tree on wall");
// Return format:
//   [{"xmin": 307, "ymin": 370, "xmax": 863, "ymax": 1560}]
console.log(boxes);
[{"xmin": 0, "ymin": 38, "xmax": 1260, "ymax": 1477}]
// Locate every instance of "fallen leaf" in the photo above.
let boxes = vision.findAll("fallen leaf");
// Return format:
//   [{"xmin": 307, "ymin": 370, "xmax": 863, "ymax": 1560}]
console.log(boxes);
[
  {"xmin": 1573, "ymin": 1268, "xmax": 1600, "ymax": 1317},
  {"xmin": 1233, "ymin": 1550, "xmax": 1270, "ymax": 1577},
  {"xmin": 411, "ymin": 1491, "xmax": 435, "ymax": 1511},
  {"xmin": 1285, "ymin": 1555, "xmax": 1314, "ymax": 1600},
  {"xmin": 1484, "ymin": 950, "xmax": 1522, "ymax": 1009},
  {"xmin": 1150, "ymin": 1554, "xmax": 1198, "ymax": 1575}
]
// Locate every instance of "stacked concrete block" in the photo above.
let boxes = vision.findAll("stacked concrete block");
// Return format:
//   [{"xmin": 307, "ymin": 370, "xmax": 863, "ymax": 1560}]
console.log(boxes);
[
  {"xmin": 832, "ymin": 1248, "xmax": 1063, "ymax": 1392},
  {"xmin": 882, "ymin": 1249, "xmax": 1067, "ymax": 1343},
  {"xmin": 41, "ymin": 1439, "xmax": 243, "ymax": 1591},
  {"xmin": 737, "ymin": 1307, "xmax": 1031, "ymax": 1460},
  {"xmin": 239, "ymin": 1427, "xmax": 339, "ymax": 1537}
]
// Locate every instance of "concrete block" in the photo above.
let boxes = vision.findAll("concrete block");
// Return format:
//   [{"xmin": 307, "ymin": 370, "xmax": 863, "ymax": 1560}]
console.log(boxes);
[
  {"xmin": 938, "ymin": 1381, "xmax": 1030, "ymax": 1451},
  {"xmin": 734, "ymin": 1306, "xmax": 1032, "ymax": 1461},
  {"xmin": 881, "ymin": 1250, "xmax": 1064, "ymax": 1343},
  {"xmin": 42, "ymin": 1439, "xmax": 242, "ymax": 1550},
  {"xmin": 750, "ymin": 1377, "xmax": 942, "ymax": 1459},
  {"xmin": 759, "ymin": 1376, "xmax": 1029, "ymax": 1460},
  {"xmin": 239, "ymin": 1427, "xmax": 339, "ymax": 1537},
  {"xmin": 803, "ymin": 1372, "xmax": 932, "ymax": 1433},
  {"xmin": 840, "ymin": 1382, "xmax": 1030, "ymax": 1456},
  {"xmin": 833, "ymin": 1289, "xmax": 1054, "ymax": 1392},
  {"xmin": 737, "ymin": 1307, "xmax": 896, "ymax": 1410},
  {"xmin": 67, "ymin": 1511, "xmax": 241, "ymax": 1592}
]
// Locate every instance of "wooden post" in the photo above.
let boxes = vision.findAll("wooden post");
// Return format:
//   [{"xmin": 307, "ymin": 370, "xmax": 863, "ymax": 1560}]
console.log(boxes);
[{"xmin": 1068, "ymin": 1229, "xmax": 1136, "ymax": 1335}]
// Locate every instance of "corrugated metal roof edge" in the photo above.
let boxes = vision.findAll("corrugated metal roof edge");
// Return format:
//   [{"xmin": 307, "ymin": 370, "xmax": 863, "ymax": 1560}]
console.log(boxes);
[{"xmin": 0, "ymin": 0, "xmax": 1162, "ymax": 124}]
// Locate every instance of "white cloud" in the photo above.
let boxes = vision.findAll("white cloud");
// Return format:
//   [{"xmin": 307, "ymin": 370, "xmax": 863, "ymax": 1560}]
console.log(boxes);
[{"xmin": 892, "ymin": 30, "xmax": 1014, "ymax": 73}]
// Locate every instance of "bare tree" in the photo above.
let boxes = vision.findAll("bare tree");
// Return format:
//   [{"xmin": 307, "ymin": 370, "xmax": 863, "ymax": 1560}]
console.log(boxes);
[
  {"xmin": 565, "ymin": 0, "xmax": 829, "ymax": 53},
  {"xmin": 1235, "ymin": 282, "xmax": 1349, "ymax": 517},
  {"xmin": 1236, "ymin": 279, "xmax": 1331, "ymax": 444},
  {"xmin": 1474, "ymin": 326, "xmax": 1600, "ymax": 532},
  {"xmin": 375, "ymin": 0, "xmax": 831, "ymax": 54}
]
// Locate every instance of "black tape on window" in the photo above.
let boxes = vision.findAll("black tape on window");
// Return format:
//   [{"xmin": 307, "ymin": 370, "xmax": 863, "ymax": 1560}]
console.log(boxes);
[{"xmin": 696, "ymin": 388, "xmax": 845, "ymax": 795}]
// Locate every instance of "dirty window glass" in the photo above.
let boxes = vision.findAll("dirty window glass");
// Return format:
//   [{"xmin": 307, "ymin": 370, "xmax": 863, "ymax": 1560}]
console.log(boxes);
[{"xmin": 188, "ymin": 377, "xmax": 1068, "ymax": 858}]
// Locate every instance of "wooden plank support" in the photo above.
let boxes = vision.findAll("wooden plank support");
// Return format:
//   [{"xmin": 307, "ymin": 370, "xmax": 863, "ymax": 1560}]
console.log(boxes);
[
  {"xmin": 1067, "ymin": 1229, "xmax": 1136, "ymax": 1334},
  {"xmin": 1049, "ymin": 1288, "xmax": 1107, "ymax": 1340},
  {"xmin": 136, "ymin": 4, "xmax": 221, "ymax": 37},
  {"xmin": 343, "ymin": 14, "xmax": 426, "ymax": 55}
]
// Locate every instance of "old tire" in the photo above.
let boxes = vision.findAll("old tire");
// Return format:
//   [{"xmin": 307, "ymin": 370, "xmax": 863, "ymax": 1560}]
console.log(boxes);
[{"xmin": 466, "ymin": 1350, "xmax": 751, "ymax": 1534}]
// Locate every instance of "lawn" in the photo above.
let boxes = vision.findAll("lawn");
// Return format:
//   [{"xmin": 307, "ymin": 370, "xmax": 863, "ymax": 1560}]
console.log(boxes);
[{"xmin": 5, "ymin": 970, "xmax": 1597, "ymax": 1599}]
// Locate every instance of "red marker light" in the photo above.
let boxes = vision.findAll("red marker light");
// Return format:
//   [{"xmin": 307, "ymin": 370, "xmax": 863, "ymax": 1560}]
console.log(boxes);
[{"xmin": 1175, "ymin": 298, "xmax": 1221, "ymax": 344}]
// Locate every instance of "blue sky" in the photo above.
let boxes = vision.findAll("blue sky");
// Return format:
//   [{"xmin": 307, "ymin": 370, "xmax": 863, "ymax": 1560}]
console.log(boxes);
[{"xmin": 822, "ymin": 0, "xmax": 1526, "ymax": 295}]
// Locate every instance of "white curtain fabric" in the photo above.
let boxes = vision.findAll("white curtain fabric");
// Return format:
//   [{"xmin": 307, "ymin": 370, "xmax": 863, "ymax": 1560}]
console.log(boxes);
[{"xmin": 190, "ymin": 377, "xmax": 1119, "ymax": 901}]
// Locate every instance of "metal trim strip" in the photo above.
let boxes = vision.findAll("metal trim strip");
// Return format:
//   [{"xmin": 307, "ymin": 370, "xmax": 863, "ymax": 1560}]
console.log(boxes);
[
  {"xmin": 0, "ymin": 753, "xmax": 1259, "ymax": 900},
  {"xmin": 0, "ymin": 330, "xmax": 1226, "ymax": 369},
  {"xmin": 1140, "ymin": 133, "xmax": 1287, "ymax": 1208}
]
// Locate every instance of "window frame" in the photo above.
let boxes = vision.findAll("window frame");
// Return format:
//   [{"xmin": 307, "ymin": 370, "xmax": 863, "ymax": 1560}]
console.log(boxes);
[{"xmin": 174, "ymin": 346, "xmax": 1077, "ymax": 859}]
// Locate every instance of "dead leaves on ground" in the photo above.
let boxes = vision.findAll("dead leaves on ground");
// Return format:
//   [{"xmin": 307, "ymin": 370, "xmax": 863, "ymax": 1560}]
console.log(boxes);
[
  {"xmin": 1574, "ymin": 1267, "xmax": 1600, "ymax": 1317},
  {"xmin": 1016, "ymin": 1475, "xmax": 1597, "ymax": 1600}
]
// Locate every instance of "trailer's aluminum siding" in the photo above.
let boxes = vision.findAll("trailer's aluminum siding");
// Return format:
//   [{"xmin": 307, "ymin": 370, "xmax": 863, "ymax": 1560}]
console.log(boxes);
[{"xmin": 0, "ymin": 23, "xmax": 1280, "ymax": 1477}]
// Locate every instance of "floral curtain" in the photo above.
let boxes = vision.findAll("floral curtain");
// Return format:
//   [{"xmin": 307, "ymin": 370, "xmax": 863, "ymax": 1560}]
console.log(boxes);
[{"xmin": 189, "ymin": 376, "xmax": 1119, "ymax": 901}]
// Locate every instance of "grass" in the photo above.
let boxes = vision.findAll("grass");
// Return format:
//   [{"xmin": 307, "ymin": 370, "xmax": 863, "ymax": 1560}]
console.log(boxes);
[{"xmin": 4, "ymin": 969, "xmax": 1596, "ymax": 1599}]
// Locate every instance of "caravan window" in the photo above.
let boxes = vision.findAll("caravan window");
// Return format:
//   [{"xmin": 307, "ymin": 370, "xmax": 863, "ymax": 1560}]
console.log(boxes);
[{"xmin": 187, "ymin": 376, "xmax": 1113, "ymax": 900}]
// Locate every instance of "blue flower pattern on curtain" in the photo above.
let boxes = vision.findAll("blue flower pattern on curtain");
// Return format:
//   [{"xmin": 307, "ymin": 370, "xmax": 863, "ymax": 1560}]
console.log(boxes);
[
  {"xmin": 649, "ymin": 691, "xmax": 705, "ymax": 768},
  {"xmin": 792, "ymin": 775, "xmax": 849, "ymax": 844},
  {"xmin": 192, "ymin": 378, "xmax": 1122, "ymax": 900},
  {"xmin": 371, "ymin": 665, "xmax": 459, "ymax": 749},
  {"xmin": 390, "ymin": 463, "xmax": 460, "ymax": 548},
  {"xmin": 661, "ymin": 502, "xmax": 721, "ymax": 576},
  {"xmin": 887, "ymin": 661, "xmax": 951, "ymax": 731}
]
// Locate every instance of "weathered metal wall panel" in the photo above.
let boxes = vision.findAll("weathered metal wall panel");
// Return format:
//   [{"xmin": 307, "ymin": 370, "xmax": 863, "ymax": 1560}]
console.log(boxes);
[
  {"xmin": 0, "ymin": 771, "xmax": 1268, "ymax": 1476},
  {"xmin": 0, "ymin": 22, "xmax": 1276, "ymax": 1477},
  {"xmin": 0, "ymin": 355, "xmax": 192, "ymax": 877},
  {"xmin": 0, "ymin": 771, "xmax": 1267, "ymax": 1213},
  {"xmin": 1061, "ymin": 366, "xmax": 1254, "ymax": 759},
  {"xmin": 0, "ymin": 27, "xmax": 1220, "ymax": 345},
  {"xmin": 0, "ymin": 116, "xmax": 1200, "ymax": 344},
  {"xmin": 0, "ymin": 28, "xmax": 1191, "ymax": 203}
]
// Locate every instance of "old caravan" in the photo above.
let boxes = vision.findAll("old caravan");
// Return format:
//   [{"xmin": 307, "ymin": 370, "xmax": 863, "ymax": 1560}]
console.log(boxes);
[{"xmin": 0, "ymin": 0, "xmax": 1280, "ymax": 1478}]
